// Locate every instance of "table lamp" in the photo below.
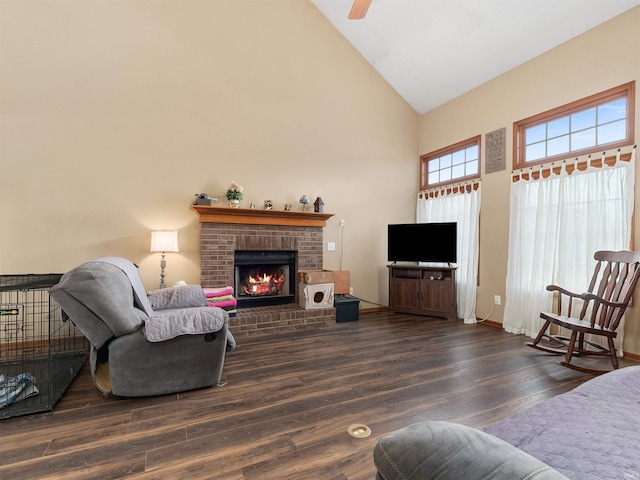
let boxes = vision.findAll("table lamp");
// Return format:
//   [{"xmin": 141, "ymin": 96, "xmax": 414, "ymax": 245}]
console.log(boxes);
[{"xmin": 150, "ymin": 230, "xmax": 179, "ymax": 288}]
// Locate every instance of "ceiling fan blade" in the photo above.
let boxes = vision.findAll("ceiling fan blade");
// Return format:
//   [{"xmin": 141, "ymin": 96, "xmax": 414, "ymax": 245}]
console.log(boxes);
[{"xmin": 348, "ymin": 0, "xmax": 372, "ymax": 19}]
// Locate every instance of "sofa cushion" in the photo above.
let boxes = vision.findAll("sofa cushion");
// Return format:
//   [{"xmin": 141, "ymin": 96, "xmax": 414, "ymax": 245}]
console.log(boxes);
[
  {"xmin": 374, "ymin": 421, "xmax": 568, "ymax": 480},
  {"xmin": 485, "ymin": 365, "xmax": 640, "ymax": 480},
  {"xmin": 50, "ymin": 262, "xmax": 146, "ymax": 348}
]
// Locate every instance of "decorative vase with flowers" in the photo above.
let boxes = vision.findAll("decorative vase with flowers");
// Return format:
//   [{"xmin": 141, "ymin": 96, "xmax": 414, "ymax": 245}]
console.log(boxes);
[{"xmin": 226, "ymin": 181, "xmax": 244, "ymax": 208}]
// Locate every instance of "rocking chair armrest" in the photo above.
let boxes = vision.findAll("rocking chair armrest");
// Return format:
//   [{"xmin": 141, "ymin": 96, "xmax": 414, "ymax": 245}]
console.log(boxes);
[
  {"xmin": 546, "ymin": 284, "xmax": 583, "ymax": 299},
  {"xmin": 579, "ymin": 292, "xmax": 628, "ymax": 308}
]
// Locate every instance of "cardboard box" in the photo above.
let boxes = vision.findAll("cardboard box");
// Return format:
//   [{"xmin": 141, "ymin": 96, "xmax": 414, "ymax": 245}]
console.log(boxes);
[
  {"xmin": 298, "ymin": 283, "xmax": 334, "ymax": 309},
  {"xmin": 333, "ymin": 270, "xmax": 350, "ymax": 295},
  {"xmin": 297, "ymin": 269, "xmax": 335, "ymax": 285}
]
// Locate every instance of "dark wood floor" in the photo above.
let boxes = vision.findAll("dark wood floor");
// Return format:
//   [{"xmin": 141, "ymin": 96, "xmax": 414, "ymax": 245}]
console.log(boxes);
[{"xmin": 1, "ymin": 311, "xmax": 636, "ymax": 479}]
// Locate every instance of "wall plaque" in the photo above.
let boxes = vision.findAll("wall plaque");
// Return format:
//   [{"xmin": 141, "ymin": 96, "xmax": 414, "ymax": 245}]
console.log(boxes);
[{"xmin": 485, "ymin": 127, "xmax": 506, "ymax": 173}]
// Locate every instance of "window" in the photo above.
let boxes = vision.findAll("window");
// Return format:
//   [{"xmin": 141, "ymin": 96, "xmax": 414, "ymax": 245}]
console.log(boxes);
[
  {"xmin": 420, "ymin": 135, "xmax": 481, "ymax": 189},
  {"xmin": 513, "ymin": 82, "xmax": 635, "ymax": 169}
]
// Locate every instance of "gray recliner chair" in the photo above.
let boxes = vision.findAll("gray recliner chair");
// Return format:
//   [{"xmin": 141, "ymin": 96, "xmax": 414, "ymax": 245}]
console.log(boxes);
[{"xmin": 49, "ymin": 257, "xmax": 234, "ymax": 397}]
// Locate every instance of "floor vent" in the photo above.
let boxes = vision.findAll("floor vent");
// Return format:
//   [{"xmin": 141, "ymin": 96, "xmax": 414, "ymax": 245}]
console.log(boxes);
[{"xmin": 347, "ymin": 424, "xmax": 371, "ymax": 438}]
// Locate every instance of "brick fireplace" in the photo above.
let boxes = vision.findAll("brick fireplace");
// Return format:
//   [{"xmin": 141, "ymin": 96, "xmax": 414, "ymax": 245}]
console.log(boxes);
[{"xmin": 191, "ymin": 206, "xmax": 336, "ymax": 336}]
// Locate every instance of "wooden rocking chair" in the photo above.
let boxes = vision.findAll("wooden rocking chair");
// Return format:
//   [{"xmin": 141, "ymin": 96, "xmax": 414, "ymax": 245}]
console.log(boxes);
[{"xmin": 526, "ymin": 250, "xmax": 640, "ymax": 375}]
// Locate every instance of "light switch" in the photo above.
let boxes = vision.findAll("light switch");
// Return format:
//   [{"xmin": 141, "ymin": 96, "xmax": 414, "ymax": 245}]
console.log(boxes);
[{"xmin": 327, "ymin": 242, "xmax": 336, "ymax": 251}]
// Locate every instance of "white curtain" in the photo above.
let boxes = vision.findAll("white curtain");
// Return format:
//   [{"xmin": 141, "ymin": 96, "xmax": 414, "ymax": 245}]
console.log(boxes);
[
  {"xmin": 503, "ymin": 168, "xmax": 562, "ymax": 337},
  {"xmin": 417, "ymin": 182, "xmax": 481, "ymax": 323},
  {"xmin": 504, "ymin": 147, "xmax": 636, "ymax": 352}
]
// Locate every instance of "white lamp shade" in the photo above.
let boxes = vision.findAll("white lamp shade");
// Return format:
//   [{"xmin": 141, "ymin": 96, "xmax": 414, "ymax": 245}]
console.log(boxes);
[{"xmin": 150, "ymin": 230, "xmax": 179, "ymax": 253}]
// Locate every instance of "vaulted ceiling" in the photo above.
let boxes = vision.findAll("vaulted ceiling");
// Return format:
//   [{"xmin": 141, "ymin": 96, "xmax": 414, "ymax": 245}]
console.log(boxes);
[{"xmin": 311, "ymin": 0, "xmax": 640, "ymax": 114}]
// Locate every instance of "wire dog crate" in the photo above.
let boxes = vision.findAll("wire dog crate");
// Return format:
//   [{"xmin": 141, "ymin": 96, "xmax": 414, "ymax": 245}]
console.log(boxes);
[{"xmin": 1, "ymin": 274, "xmax": 89, "ymax": 419}]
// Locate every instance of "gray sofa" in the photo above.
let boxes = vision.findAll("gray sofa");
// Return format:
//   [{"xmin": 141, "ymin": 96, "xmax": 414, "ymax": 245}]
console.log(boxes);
[
  {"xmin": 50, "ymin": 257, "xmax": 234, "ymax": 397},
  {"xmin": 374, "ymin": 365, "xmax": 640, "ymax": 480}
]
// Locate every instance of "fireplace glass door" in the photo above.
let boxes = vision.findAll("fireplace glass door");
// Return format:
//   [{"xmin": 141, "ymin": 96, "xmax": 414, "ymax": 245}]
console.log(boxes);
[{"xmin": 234, "ymin": 250, "xmax": 296, "ymax": 308}]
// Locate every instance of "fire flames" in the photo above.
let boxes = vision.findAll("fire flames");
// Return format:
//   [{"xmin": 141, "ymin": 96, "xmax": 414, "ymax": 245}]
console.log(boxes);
[{"xmin": 243, "ymin": 272, "xmax": 285, "ymax": 296}]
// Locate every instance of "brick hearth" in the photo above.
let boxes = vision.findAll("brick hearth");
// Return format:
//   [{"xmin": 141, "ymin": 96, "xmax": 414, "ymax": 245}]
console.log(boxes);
[
  {"xmin": 192, "ymin": 207, "xmax": 336, "ymax": 336},
  {"xmin": 232, "ymin": 304, "xmax": 335, "ymax": 336}
]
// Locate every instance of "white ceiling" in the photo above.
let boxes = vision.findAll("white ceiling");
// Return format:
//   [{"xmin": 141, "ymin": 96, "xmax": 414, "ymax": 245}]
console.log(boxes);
[{"xmin": 311, "ymin": 0, "xmax": 640, "ymax": 114}]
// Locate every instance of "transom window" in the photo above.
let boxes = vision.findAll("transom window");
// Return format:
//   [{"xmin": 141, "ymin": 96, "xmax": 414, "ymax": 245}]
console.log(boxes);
[
  {"xmin": 514, "ymin": 82, "xmax": 635, "ymax": 169},
  {"xmin": 420, "ymin": 135, "xmax": 481, "ymax": 189}
]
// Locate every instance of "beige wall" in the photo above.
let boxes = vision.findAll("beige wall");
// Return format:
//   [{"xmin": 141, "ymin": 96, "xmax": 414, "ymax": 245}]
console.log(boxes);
[
  {"xmin": 3, "ymin": 1, "xmax": 639, "ymax": 354},
  {"xmin": 0, "ymin": 0, "xmax": 418, "ymax": 307},
  {"xmin": 419, "ymin": 6, "xmax": 640, "ymax": 355}
]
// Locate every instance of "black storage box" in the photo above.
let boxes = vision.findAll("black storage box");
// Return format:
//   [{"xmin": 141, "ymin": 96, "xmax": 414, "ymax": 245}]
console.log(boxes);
[{"xmin": 334, "ymin": 295, "xmax": 359, "ymax": 323}]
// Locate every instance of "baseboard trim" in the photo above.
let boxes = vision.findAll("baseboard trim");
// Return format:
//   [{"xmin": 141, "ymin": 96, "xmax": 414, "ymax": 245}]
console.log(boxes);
[
  {"xmin": 360, "ymin": 307, "xmax": 387, "ymax": 314},
  {"xmin": 480, "ymin": 319, "xmax": 502, "ymax": 328},
  {"xmin": 625, "ymin": 351, "xmax": 640, "ymax": 362},
  {"xmin": 1, "ymin": 337, "xmax": 88, "ymax": 362}
]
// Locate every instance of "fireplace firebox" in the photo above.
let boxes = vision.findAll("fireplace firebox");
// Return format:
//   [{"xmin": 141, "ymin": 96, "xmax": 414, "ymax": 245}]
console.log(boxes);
[{"xmin": 234, "ymin": 250, "xmax": 296, "ymax": 308}]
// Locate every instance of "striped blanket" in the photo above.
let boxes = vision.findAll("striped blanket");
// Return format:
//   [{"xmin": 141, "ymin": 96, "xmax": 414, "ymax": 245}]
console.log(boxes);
[{"xmin": 204, "ymin": 286, "xmax": 237, "ymax": 317}]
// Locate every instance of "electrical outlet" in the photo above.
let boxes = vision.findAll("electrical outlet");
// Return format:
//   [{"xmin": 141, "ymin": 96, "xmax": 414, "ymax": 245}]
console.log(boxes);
[
  {"xmin": 494, "ymin": 295, "xmax": 501, "ymax": 305},
  {"xmin": 340, "ymin": 219, "xmax": 345, "ymax": 227},
  {"xmin": 349, "ymin": 287, "xmax": 354, "ymax": 295}
]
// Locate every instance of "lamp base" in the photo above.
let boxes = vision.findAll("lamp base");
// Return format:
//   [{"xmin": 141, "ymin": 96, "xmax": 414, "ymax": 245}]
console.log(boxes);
[{"xmin": 159, "ymin": 254, "xmax": 167, "ymax": 289}]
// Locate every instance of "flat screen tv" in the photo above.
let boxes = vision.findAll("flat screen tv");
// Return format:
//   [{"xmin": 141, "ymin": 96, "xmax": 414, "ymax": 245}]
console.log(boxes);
[{"xmin": 387, "ymin": 222, "xmax": 457, "ymax": 264}]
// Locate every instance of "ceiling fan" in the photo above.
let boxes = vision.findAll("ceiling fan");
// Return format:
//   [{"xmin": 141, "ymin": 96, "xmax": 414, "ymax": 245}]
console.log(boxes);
[{"xmin": 348, "ymin": 0, "xmax": 372, "ymax": 19}]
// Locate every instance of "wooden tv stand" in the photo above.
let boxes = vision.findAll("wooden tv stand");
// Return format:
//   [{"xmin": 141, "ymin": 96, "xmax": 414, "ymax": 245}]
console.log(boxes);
[{"xmin": 388, "ymin": 265, "xmax": 457, "ymax": 319}]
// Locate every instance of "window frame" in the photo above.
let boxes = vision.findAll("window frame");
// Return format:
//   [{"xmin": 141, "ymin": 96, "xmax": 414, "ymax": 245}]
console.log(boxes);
[
  {"xmin": 420, "ymin": 135, "xmax": 481, "ymax": 190},
  {"xmin": 513, "ymin": 81, "xmax": 635, "ymax": 170}
]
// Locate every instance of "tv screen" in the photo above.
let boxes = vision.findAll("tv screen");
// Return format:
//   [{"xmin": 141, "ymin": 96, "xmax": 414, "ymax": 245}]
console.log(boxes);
[{"xmin": 387, "ymin": 222, "xmax": 457, "ymax": 263}]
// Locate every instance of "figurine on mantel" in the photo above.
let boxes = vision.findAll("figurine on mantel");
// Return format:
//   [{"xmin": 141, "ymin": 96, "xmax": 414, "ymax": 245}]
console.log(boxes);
[
  {"xmin": 300, "ymin": 195, "xmax": 310, "ymax": 212},
  {"xmin": 314, "ymin": 197, "xmax": 324, "ymax": 213},
  {"xmin": 194, "ymin": 193, "xmax": 217, "ymax": 206}
]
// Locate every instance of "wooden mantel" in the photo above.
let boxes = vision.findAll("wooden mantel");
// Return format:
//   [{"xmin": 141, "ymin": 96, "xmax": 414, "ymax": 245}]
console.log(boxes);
[{"xmin": 190, "ymin": 205, "xmax": 334, "ymax": 227}]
